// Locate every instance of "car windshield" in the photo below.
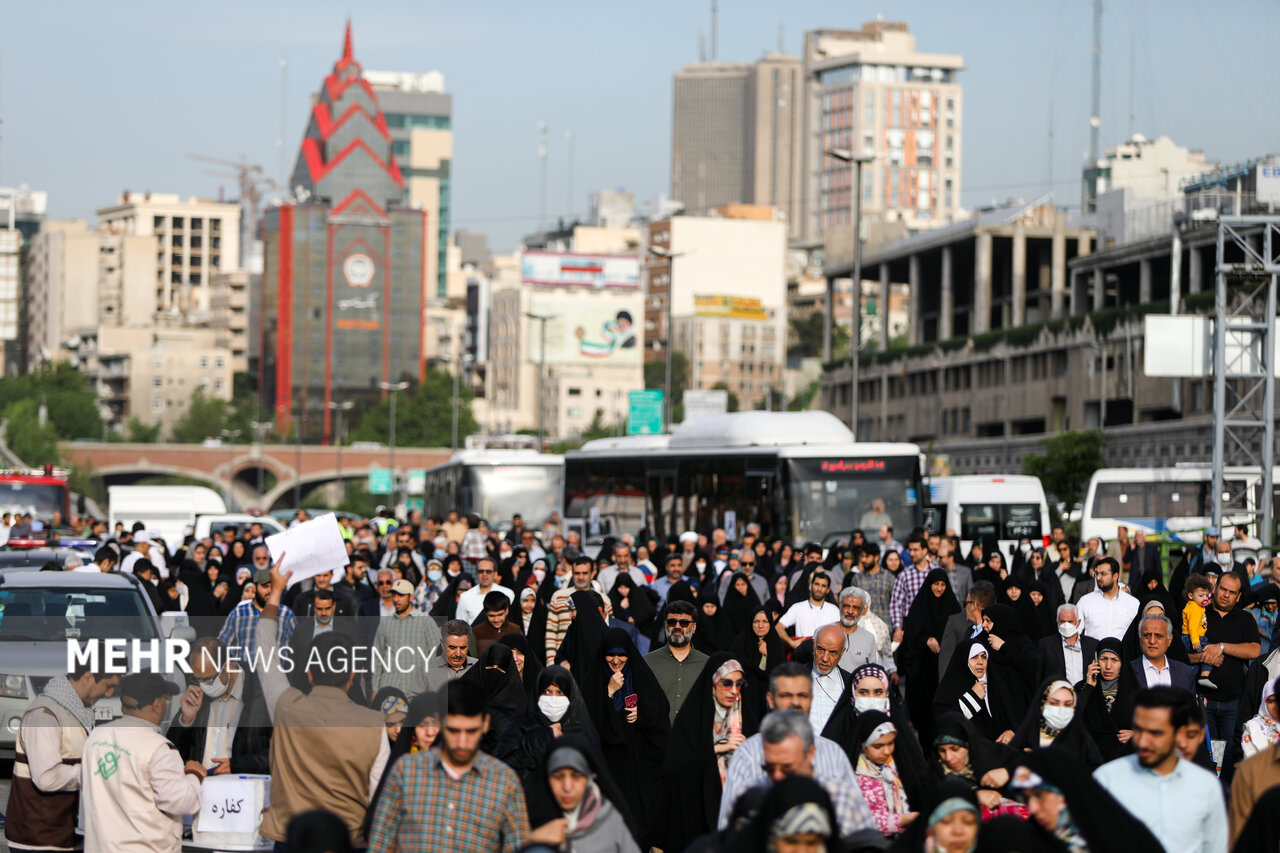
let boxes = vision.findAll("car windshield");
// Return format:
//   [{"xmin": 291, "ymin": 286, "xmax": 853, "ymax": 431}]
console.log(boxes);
[{"xmin": 0, "ymin": 587, "xmax": 157, "ymax": 642}]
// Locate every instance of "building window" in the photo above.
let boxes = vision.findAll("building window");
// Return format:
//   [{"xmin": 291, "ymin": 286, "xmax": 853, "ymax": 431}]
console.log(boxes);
[
  {"xmin": 200, "ymin": 357, "xmax": 209, "ymax": 369},
  {"xmin": 152, "ymin": 376, "xmax": 163, "ymax": 388},
  {"xmin": 215, "ymin": 379, "xmax": 225, "ymax": 391},
  {"xmin": 152, "ymin": 357, "xmax": 164, "ymax": 368},
  {"xmin": 215, "ymin": 357, "xmax": 224, "ymax": 369},
  {"xmin": 568, "ymin": 388, "xmax": 582, "ymax": 396}
]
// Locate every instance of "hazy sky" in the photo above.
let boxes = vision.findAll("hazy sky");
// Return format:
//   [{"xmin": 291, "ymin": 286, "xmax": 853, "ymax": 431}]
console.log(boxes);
[{"xmin": 3, "ymin": 0, "xmax": 1278, "ymax": 251}]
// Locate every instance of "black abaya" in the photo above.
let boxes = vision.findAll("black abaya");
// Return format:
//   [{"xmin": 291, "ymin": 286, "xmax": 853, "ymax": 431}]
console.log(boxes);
[
  {"xmin": 493, "ymin": 664, "xmax": 598, "ymax": 785},
  {"xmin": 900, "ymin": 569, "xmax": 961, "ymax": 743},
  {"xmin": 459, "ymin": 643, "xmax": 524, "ymax": 755},
  {"xmin": 727, "ymin": 605, "xmax": 786, "ymax": 722},
  {"xmin": 553, "ymin": 589, "xmax": 609, "ymax": 672},
  {"xmin": 1006, "ymin": 677, "xmax": 1103, "ymax": 768},
  {"xmin": 1077, "ymin": 636, "xmax": 1140, "ymax": 762}
]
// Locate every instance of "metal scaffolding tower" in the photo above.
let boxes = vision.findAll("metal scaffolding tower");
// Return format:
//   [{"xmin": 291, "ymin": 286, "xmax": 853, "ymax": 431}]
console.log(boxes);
[{"xmin": 1211, "ymin": 215, "xmax": 1280, "ymax": 545}]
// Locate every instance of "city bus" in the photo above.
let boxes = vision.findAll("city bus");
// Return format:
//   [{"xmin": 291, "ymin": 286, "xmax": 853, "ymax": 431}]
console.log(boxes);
[
  {"xmin": 563, "ymin": 411, "xmax": 924, "ymax": 547},
  {"xmin": 924, "ymin": 474, "xmax": 1051, "ymax": 556},
  {"xmin": 422, "ymin": 446, "xmax": 564, "ymax": 534},
  {"xmin": 1080, "ymin": 466, "xmax": 1278, "ymax": 547}
]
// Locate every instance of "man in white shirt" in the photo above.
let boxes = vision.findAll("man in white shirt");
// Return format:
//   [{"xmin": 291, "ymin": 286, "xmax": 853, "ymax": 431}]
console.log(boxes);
[
  {"xmin": 776, "ymin": 571, "xmax": 840, "ymax": 649},
  {"xmin": 834, "ymin": 587, "xmax": 880, "ymax": 673},
  {"xmin": 119, "ymin": 534, "xmax": 156, "ymax": 577},
  {"xmin": 595, "ymin": 543, "xmax": 646, "ymax": 595},
  {"xmin": 1036, "ymin": 603, "xmax": 1096, "ymax": 687},
  {"xmin": 74, "ymin": 546, "xmax": 119, "ymax": 574},
  {"xmin": 455, "ymin": 558, "xmax": 513, "ymax": 625},
  {"xmin": 1076, "ymin": 558, "xmax": 1139, "ymax": 641},
  {"xmin": 808, "ymin": 624, "xmax": 849, "ymax": 734},
  {"xmin": 1131, "ymin": 612, "xmax": 1198, "ymax": 694}
]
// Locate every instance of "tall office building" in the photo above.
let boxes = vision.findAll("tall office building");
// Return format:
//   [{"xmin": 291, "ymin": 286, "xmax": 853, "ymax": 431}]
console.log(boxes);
[
  {"xmin": 262, "ymin": 22, "xmax": 427, "ymax": 442},
  {"xmin": 800, "ymin": 21, "xmax": 964, "ymax": 242},
  {"xmin": 670, "ymin": 55, "xmax": 803, "ymax": 235},
  {"xmin": 363, "ymin": 68, "xmax": 452, "ymax": 299}
]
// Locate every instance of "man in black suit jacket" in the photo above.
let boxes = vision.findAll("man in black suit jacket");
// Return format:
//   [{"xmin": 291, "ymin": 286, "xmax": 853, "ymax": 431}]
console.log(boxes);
[
  {"xmin": 937, "ymin": 581, "xmax": 997, "ymax": 682},
  {"xmin": 169, "ymin": 638, "xmax": 271, "ymax": 774},
  {"xmin": 1126, "ymin": 530, "xmax": 1161, "ymax": 593},
  {"xmin": 1129, "ymin": 609, "xmax": 1198, "ymax": 696},
  {"xmin": 1036, "ymin": 602, "xmax": 1098, "ymax": 686}
]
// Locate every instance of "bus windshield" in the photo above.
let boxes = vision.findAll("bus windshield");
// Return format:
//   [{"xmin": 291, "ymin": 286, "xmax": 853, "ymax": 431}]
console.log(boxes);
[
  {"xmin": 469, "ymin": 465, "xmax": 561, "ymax": 528},
  {"xmin": 785, "ymin": 455, "xmax": 921, "ymax": 546},
  {"xmin": 960, "ymin": 503, "xmax": 1043, "ymax": 543},
  {"xmin": 0, "ymin": 482, "xmax": 68, "ymax": 521}
]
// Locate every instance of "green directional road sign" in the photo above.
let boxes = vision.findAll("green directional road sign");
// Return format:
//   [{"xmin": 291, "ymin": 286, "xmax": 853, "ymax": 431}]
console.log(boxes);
[
  {"xmin": 628, "ymin": 389, "xmax": 664, "ymax": 435},
  {"xmin": 368, "ymin": 467, "xmax": 393, "ymax": 495}
]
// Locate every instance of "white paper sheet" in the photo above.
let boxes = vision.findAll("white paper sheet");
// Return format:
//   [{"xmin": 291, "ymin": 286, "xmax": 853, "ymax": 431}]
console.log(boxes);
[{"xmin": 264, "ymin": 512, "xmax": 350, "ymax": 587}]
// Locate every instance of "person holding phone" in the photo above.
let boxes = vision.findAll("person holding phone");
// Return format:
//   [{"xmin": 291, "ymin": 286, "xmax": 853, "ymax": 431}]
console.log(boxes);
[{"xmin": 169, "ymin": 636, "xmax": 271, "ymax": 775}]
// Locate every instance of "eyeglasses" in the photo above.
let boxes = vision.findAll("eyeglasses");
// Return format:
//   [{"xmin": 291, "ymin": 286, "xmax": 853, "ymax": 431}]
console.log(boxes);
[
  {"xmin": 666, "ymin": 617, "xmax": 694, "ymax": 628},
  {"xmin": 718, "ymin": 678, "xmax": 744, "ymax": 690},
  {"xmin": 477, "ymin": 568, "xmax": 495, "ymax": 575},
  {"xmin": 740, "ymin": 561, "xmax": 755, "ymax": 567},
  {"xmin": 376, "ymin": 580, "xmax": 394, "ymax": 587}
]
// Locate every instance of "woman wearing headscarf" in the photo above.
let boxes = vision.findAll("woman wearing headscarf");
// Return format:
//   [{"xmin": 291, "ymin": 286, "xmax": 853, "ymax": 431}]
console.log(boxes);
[
  {"xmin": 692, "ymin": 585, "xmax": 733, "ymax": 653},
  {"xmin": 1024, "ymin": 580, "xmax": 1057, "ymax": 640},
  {"xmin": 428, "ymin": 568, "xmax": 472, "ymax": 625},
  {"xmin": 935, "ymin": 642, "xmax": 1009, "ymax": 742},
  {"xmin": 497, "ymin": 631, "xmax": 544, "ymax": 695},
  {"xmin": 459, "ymin": 642, "xmax": 525, "ymax": 755},
  {"xmin": 607, "ymin": 573, "xmax": 657, "ymax": 641},
  {"xmin": 1006, "ymin": 678, "xmax": 1103, "ymax": 768},
  {"xmin": 729, "ymin": 605, "xmax": 787, "ymax": 721},
  {"xmin": 998, "ymin": 576, "xmax": 1041, "ymax": 639},
  {"xmin": 1240, "ymin": 676, "xmax": 1280, "ymax": 757},
  {"xmin": 495, "ymin": 664, "xmax": 598, "ymax": 785},
  {"xmin": 523, "ymin": 736, "xmax": 640, "ymax": 853},
  {"xmin": 661, "ymin": 652, "xmax": 759, "ymax": 853},
  {"xmin": 721, "ymin": 570, "xmax": 762, "ymax": 637},
  {"xmin": 1075, "ymin": 636, "xmax": 1140, "ymax": 762},
  {"xmin": 177, "ymin": 558, "xmax": 219, "ymax": 619},
  {"xmin": 733, "ymin": 776, "xmax": 841, "ymax": 853},
  {"xmin": 369, "ymin": 687, "xmax": 409, "ymax": 748},
  {"xmin": 900, "ymin": 569, "xmax": 961, "ymax": 742},
  {"xmin": 1009, "ymin": 747, "xmax": 1164, "ymax": 853},
  {"xmin": 515, "ymin": 585, "xmax": 548, "ymax": 657},
  {"xmin": 555, "ymin": 589, "xmax": 610, "ymax": 673},
  {"xmin": 581, "ymin": 627, "xmax": 669, "ymax": 848},
  {"xmin": 889, "ymin": 779, "xmax": 981, "ymax": 853},
  {"xmin": 850, "ymin": 710, "xmax": 918, "ymax": 839},
  {"xmin": 928, "ymin": 713, "xmax": 1022, "ymax": 816},
  {"xmin": 981, "ymin": 603, "xmax": 1039, "ymax": 728},
  {"xmin": 972, "ymin": 550, "xmax": 1007, "ymax": 589},
  {"xmin": 362, "ymin": 689, "xmax": 444, "ymax": 841},
  {"xmin": 823, "ymin": 663, "xmax": 930, "ymax": 812}
]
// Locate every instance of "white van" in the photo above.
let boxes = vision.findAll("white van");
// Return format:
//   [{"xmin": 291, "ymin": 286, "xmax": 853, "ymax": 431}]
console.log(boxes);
[
  {"xmin": 925, "ymin": 475, "xmax": 1052, "ymax": 557},
  {"xmin": 192, "ymin": 513, "xmax": 286, "ymax": 543},
  {"xmin": 108, "ymin": 486, "xmax": 226, "ymax": 552}
]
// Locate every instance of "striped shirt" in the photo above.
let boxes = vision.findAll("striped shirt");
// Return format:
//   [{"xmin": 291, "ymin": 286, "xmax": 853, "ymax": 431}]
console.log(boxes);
[
  {"xmin": 218, "ymin": 600, "xmax": 296, "ymax": 664},
  {"xmin": 855, "ymin": 570, "xmax": 897, "ymax": 625},
  {"xmin": 371, "ymin": 609, "xmax": 442, "ymax": 697},
  {"xmin": 543, "ymin": 585, "xmax": 612, "ymax": 665},
  {"xmin": 367, "ymin": 748, "xmax": 529, "ymax": 853},
  {"xmin": 888, "ymin": 563, "xmax": 935, "ymax": 630}
]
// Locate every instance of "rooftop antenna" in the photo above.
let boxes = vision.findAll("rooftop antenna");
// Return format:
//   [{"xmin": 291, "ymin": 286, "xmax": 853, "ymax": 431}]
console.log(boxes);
[
  {"xmin": 710, "ymin": 0, "xmax": 717, "ymax": 61},
  {"xmin": 538, "ymin": 121, "xmax": 548, "ymax": 230},
  {"xmin": 1128, "ymin": 28, "xmax": 1135, "ymax": 137}
]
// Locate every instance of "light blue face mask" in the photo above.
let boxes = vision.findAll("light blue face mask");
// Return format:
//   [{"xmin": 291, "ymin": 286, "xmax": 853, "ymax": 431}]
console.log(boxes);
[
  {"xmin": 434, "ymin": 548, "xmax": 447, "ymax": 560},
  {"xmin": 427, "ymin": 569, "xmax": 442, "ymax": 583}
]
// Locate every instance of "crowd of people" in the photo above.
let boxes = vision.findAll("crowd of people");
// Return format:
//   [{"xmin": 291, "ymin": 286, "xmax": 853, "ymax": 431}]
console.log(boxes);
[{"xmin": 6, "ymin": 507, "xmax": 1280, "ymax": 853}]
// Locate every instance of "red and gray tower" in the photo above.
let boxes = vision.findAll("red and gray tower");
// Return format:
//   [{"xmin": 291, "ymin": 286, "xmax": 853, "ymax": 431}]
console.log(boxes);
[{"xmin": 261, "ymin": 22, "xmax": 428, "ymax": 442}]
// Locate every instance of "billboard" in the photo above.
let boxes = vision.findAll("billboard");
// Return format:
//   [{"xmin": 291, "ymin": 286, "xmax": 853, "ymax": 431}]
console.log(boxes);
[
  {"xmin": 694, "ymin": 294, "xmax": 769, "ymax": 320},
  {"xmin": 527, "ymin": 293, "xmax": 644, "ymax": 365},
  {"xmin": 521, "ymin": 250, "xmax": 640, "ymax": 290}
]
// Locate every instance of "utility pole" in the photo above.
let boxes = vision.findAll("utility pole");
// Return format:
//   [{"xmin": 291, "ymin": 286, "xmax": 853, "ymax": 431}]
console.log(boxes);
[
  {"xmin": 648, "ymin": 246, "xmax": 686, "ymax": 432},
  {"xmin": 525, "ymin": 313, "xmax": 551, "ymax": 449},
  {"xmin": 826, "ymin": 148, "xmax": 874, "ymax": 437},
  {"xmin": 292, "ymin": 414, "xmax": 306, "ymax": 508},
  {"xmin": 326, "ymin": 401, "xmax": 353, "ymax": 505},
  {"xmin": 538, "ymin": 122, "xmax": 549, "ymax": 230},
  {"xmin": 379, "ymin": 381, "xmax": 410, "ymax": 511}
]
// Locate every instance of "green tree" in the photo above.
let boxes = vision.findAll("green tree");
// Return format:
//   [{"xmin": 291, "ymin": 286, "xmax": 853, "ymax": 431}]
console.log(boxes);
[
  {"xmin": 0, "ymin": 362, "xmax": 104, "ymax": 462},
  {"xmin": 642, "ymin": 352, "xmax": 689, "ymax": 404},
  {"xmin": 710, "ymin": 381, "xmax": 740, "ymax": 412},
  {"xmin": 4, "ymin": 398, "xmax": 60, "ymax": 463},
  {"xmin": 789, "ymin": 313, "xmax": 849, "ymax": 361},
  {"xmin": 171, "ymin": 389, "xmax": 238, "ymax": 444},
  {"xmin": 1022, "ymin": 430, "xmax": 1107, "ymax": 524},
  {"xmin": 348, "ymin": 368, "xmax": 478, "ymax": 447},
  {"xmin": 124, "ymin": 417, "xmax": 162, "ymax": 443}
]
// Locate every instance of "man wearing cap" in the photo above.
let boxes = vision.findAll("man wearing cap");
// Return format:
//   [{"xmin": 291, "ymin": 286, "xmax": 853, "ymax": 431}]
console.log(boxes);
[
  {"xmin": 217, "ymin": 565, "xmax": 297, "ymax": 669},
  {"xmin": 1191, "ymin": 526, "xmax": 1222, "ymax": 574},
  {"xmin": 119, "ymin": 532, "xmax": 155, "ymax": 577},
  {"xmin": 80, "ymin": 673, "xmax": 204, "ymax": 853},
  {"xmin": 372, "ymin": 578, "xmax": 442, "ymax": 698},
  {"xmin": 5, "ymin": 663, "xmax": 119, "ymax": 853}
]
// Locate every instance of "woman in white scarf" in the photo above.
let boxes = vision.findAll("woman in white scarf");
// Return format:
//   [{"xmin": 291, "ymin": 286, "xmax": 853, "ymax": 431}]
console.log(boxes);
[{"xmin": 1242, "ymin": 676, "xmax": 1280, "ymax": 758}]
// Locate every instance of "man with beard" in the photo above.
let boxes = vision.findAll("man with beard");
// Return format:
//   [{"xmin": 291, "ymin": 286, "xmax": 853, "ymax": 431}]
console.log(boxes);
[
  {"xmin": 1094, "ymin": 687, "xmax": 1228, "ymax": 853},
  {"xmin": 367, "ymin": 680, "xmax": 530, "ymax": 850},
  {"xmin": 218, "ymin": 567, "xmax": 297, "ymax": 667},
  {"xmin": 379, "ymin": 527, "xmax": 425, "ymax": 578},
  {"xmin": 1075, "ymin": 557, "xmax": 1139, "ymax": 642},
  {"xmin": 372, "ymin": 579, "xmax": 442, "ymax": 698},
  {"xmin": 835, "ymin": 587, "xmax": 879, "ymax": 672},
  {"xmin": 644, "ymin": 600, "xmax": 709, "ymax": 723}
]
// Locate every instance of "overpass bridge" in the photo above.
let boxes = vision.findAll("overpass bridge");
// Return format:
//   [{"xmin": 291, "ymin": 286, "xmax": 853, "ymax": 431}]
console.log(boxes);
[{"xmin": 61, "ymin": 441, "xmax": 454, "ymax": 510}]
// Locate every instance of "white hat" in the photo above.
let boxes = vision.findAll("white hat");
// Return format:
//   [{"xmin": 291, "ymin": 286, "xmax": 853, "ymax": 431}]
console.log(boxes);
[
  {"xmin": 134, "ymin": 531, "xmax": 153, "ymax": 545},
  {"xmin": 679, "ymin": 531, "xmax": 698, "ymax": 544}
]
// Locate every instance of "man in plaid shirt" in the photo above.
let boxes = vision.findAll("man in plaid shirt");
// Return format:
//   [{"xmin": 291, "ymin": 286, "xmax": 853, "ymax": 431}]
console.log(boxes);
[
  {"xmin": 367, "ymin": 680, "xmax": 531, "ymax": 853},
  {"xmin": 218, "ymin": 568, "xmax": 297, "ymax": 666},
  {"xmin": 888, "ymin": 533, "xmax": 938, "ymax": 643}
]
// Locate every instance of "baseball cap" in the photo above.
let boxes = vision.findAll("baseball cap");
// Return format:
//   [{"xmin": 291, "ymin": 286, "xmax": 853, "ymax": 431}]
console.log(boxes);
[
  {"xmin": 133, "ymin": 531, "xmax": 153, "ymax": 545},
  {"xmin": 253, "ymin": 568, "xmax": 271, "ymax": 585},
  {"xmin": 391, "ymin": 579, "xmax": 414, "ymax": 595},
  {"xmin": 1206, "ymin": 526, "xmax": 1221, "ymax": 537},
  {"xmin": 119, "ymin": 673, "xmax": 181, "ymax": 709}
]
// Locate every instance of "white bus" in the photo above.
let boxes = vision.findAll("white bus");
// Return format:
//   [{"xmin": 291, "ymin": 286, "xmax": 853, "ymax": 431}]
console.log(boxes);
[
  {"xmin": 422, "ymin": 449, "xmax": 563, "ymax": 533},
  {"xmin": 925, "ymin": 475, "xmax": 1052, "ymax": 556},
  {"xmin": 1080, "ymin": 466, "xmax": 1275, "ymax": 547},
  {"xmin": 563, "ymin": 411, "xmax": 924, "ymax": 547}
]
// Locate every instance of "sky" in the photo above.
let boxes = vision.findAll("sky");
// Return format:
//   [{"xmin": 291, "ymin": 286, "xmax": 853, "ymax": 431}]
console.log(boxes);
[{"xmin": 3, "ymin": 0, "xmax": 1279, "ymax": 252}]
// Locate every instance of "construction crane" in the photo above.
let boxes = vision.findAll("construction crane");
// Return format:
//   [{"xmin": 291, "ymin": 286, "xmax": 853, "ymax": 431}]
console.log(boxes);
[{"xmin": 186, "ymin": 153, "xmax": 280, "ymax": 270}]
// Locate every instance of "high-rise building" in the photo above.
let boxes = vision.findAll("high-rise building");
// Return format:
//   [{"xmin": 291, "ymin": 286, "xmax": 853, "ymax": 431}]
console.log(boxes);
[
  {"xmin": 0, "ymin": 186, "xmax": 44, "ymax": 376},
  {"xmin": 800, "ymin": 21, "xmax": 964, "ymax": 242},
  {"xmin": 363, "ymin": 68, "xmax": 451, "ymax": 299},
  {"xmin": 95, "ymin": 192, "xmax": 241, "ymax": 315},
  {"xmin": 670, "ymin": 56, "xmax": 803, "ymax": 235},
  {"xmin": 262, "ymin": 22, "xmax": 427, "ymax": 442}
]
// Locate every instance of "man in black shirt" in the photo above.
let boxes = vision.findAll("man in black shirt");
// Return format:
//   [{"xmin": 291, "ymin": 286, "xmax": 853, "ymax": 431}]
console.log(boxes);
[{"xmin": 1194, "ymin": 571, "xmax": 1261, "ymax": 749}]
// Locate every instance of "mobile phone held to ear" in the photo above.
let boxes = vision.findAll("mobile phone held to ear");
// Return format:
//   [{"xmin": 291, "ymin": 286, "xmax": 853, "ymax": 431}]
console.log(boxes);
[{"xmin": 624, "ymin": 694, "xmax": 638, "ymax": 710}]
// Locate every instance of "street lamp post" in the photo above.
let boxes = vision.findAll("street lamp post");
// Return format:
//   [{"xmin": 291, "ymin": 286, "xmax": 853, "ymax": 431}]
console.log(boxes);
[
  {"xmin": 378, "ymin": 381, "xmax": 410, "ymax": 510},
  {"xmin": 827, "ymin": 147, "xmax": 874, "ymax": 438},
  {"xmin": 326, "ymin": 401, "xmax": 354, "ymax": 505},
  {"xmin": 524, "ymin": 313, "xmax": 550, "ymax": 449},
  {"xmin": 647, "ymin": 246, "xmax": 686, "ymax": 433},
  {"xmin": 218, "ymin": 428, "xmax": 241, "ymax": 509}
]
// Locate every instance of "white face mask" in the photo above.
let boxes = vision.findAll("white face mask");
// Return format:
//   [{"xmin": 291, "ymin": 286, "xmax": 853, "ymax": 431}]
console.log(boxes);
[
  {"xmin": 1058, "ymin": 621, "xmax": 1080, "ymax": 639},
  {"xmin": 1042, "ymin": 705, "xmax": 1075, "ymax": 730},
  {"xmin": 1216, "ymin": 553, "xmax": 1233, "ymax": 567},
  {"xmin": 1020, "ymin": 543, "xmax": 1032, "ymax": 554},
  {"xmin": 538, "ymin": 694, "xmax": 570, "ymax": 723},
  {"xmin": 854, "ymin": 695, "xmax": 890, "ymax": 714},
  {"xmin": 199, "ymin": 674, "xmax": 228, "ymax": 699}
]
